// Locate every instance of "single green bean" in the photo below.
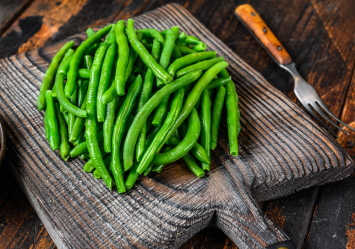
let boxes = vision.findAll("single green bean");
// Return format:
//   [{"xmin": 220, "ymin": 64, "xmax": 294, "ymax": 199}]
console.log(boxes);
[
  {"xmin": 112, "ymin": 75, "xmax": 142, "ymax": 193},
  {"xmin": 182, "ymin": 152, "xmax": 205, "ymax": 177},
  {"xmin": 176, "ymin": 32, "xmax": 187, "ymax": 45},
  {"xmin": 167, "ymin": 51, "xmax": 217, "ymax": 78},
  {"xmin": 177, "ymin": 45, "xmax": 198, "ymax": 55},
  {"xmin": 125, "ymin": 162, "xmax": 140, "ymax": 190},
  {"xmin": 44, "ymin": 91, "xmax": 59, "ymax": 150},
  {"xmin": 206, "ymin": 76, "xmax": 231, "ymax": 90},
  {"xmin": 171, "ymin": 26, "xmax": 179, "ymax": 38},
  {"xmin": 85, "ymin": 39, "xmax": 112, "ymax": 190},
  {"xmin": 123, "ymin": 70, "xmax": 202, "ymax": 171},
  {"xmin": 143, "ymin": 165, "xmax": 153, "ymax": 176},
  {"xmin": 103, "ymin": 96, "xmax": 116, "ymax": 153},
  {"xmin": 52, "ymin": 49, "xmax": 75, "ymax": 98},
  {"xmin": 211, "ymin": 86, "xmax": 226, "ymax": 150},
  {"xmin": 37, "ymin": 41, "xmax": 74, "ymax": 111},
  {"xmin": 54, "ymin": 102, "xmax": 71, "ymax": 160},
  {"xmin": 62, "ymin": 111, "xmax": 69, "ymax": 126},
  {"xmin": 184, "ymin": 36, "xmax": 201, "ymax": 45},
  {"xmin": 78, "ymin": 79, "xmax": 89, "ymax": 107},
  {"xmin": 157, "ymin": 29, "xmax": 176, "ymax": 87},
  {"xmin": 93, "ymin": 170, "xmax": 101, "ymax": 179},
  {"xmin": 114, "ymin": 20, "xmax": 130, "ymax": 96},
  {"xmin": 97, "ymin": 29, "xmax": 117, "ymax": 122},
  {"xmin": 65, "ymin": 25, "xmax": 112, "ymax": 98},
  {"xmin": 219, "ymin": 69, "xmax": 239, "ymax": 156},
  {"xmin": 68, "ymin": 85, "xmax": 78, "ymax": 137},
  {"xmin": 201, "ymin": 89, "xmax": 211, "ymax": 171},
  {"xmin": 176, "ymin": 56, "xmax": 225, "ymax": 78},
  {"xmin": 151, "ymin": 108, "xmax": 200, "ymax": 165},
  {"xmin": 44, "ymin": 110, "xmax": 49, "ymax": 140},
  {"xmin": 137, "ymin": 88, "xmax": 184, "ymax": 174},
  {"xmin": 78, "ymin": 68, "xmax": 90, "ymax": 78},
  {"xmin": 138, "ymin": 29, "xmax": 165, "ymax": 45},
  {"xmin": 127, "ymin": 19, "xmax": 173, "ymax": 84},
  {"xmin": 192, "ymin": 43, "xmax": 207, "ymax": 52}
]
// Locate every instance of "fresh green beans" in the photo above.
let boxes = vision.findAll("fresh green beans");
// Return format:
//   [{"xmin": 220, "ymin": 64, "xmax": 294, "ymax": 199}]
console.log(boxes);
[
  {"xmin": 184, "ymin": 36, "xmax": 201, "ymax": 45},
  {"xmin": 157, "ymin": 29, "xmax": 177, "ymax": 87},
  {"xmin": 78, "ymin": 68, "xmax": 90, "ymax": 78},
  {"xmin": 151, "ymin": 108, "xmax": 200, "ymax": 165},
  {"xmin": 44, "ymin": 91, "xmax": 59, "ymax": 150},
  {"xmin": 138, "ymin": 29, "xmax": 165, "ymax": 45},
  {"xmin": 192, "ymin": 43, "xmax": 207, "ymax": 52},
  {"xmin": 176, "ymin": 32, "xmax": 187, "ymax": 45},
  {"xmin": 151, "ymin": 146, "xmax": 172, "ymax": 173},
  {"xmin": 177, "ymin": 45, "xmax": 198, "ymax": 55},
  {"xmin": 78, "ymin": 78, "xmax": 89, "ymax": 107},
  {"xmin": 171, "ymin": 26, "xmax": 179, "ymax": 37},
  {"xmin": 167, "ymin": 51, "xmax": 217, "ymax": 78},
  {"xmin": 68, "ymin": 85, "xmax": 78, "ymax": 137},
  {"xmin": 211, "ymin": 86, "xmax": 226, "ymax": 150},
  {"xmin": 125, "ymin": 162, "xmax": 140, "ymax": 190},
  {"xmin": 206, "ymin": 76, "xmax": 231, "ymax": 90},
  {"xmin": 112, "ymin": 75, "xmax": 142, "ymax": 193},
  {"xmin": 103, "ymin": 96, "xmax": 116, "ymax": 153},
  {"xmin": 85, "ymin": 38, "xmax": 112, "ymax": 190},
  {"xmin": 219, "ymin": 69, "xmax": 239, "ymax": 156},
  {"xmin": 97, "ymin": 29, "xmax": 117, "ymax": 122},
  {"xmin": 70, "ymin": 130, "xmax": 104, "ymax": 157},
  {"xmin": 126, "ymin": 19, "xmax": 173, "ymax": 84},
  {"xmin": 37, "ymin": 41, "xmax": 74, "ymax": 111},
  {"xmin": 52, "ymin": 49, "xmax": 75, "ymax": 98},
  {"xmin": 54, "ymin": 102, "xmax": 71, "ymax": 160},
  {"xmin": 123, "ymin": 70, "xmax": 202, "ymax": 171},
  {"xmin": 182, "ymin": 152, "xmax": 205, "ymax": 177},
  {"xmin": 201, "ymin": 89, "xmax": 211, "ymax": 171},
  {"xmin": 65, "ymin": 24, "xmax": 112, "ymax": 98},
  {"xmin": 136, "ymin": 88, "xmax": 184, "ymax": 174},
  {"xmin": 176, "ymin": 57, "xmax": 225, "ymax": 78}
]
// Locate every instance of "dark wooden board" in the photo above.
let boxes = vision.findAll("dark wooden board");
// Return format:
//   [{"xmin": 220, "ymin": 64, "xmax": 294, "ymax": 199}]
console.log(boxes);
[
  {"xmin": 0, "ymin": 2, "xmax": 355, "ymax": 249},
  {"xmin": 0, "ymin": 0, "xmax": 33, "ymax": 35}
]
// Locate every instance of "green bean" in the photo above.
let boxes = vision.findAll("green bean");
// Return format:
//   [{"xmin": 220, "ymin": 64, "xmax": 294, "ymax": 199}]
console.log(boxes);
[
  {"xmin": 52, "ymin": 49, "xmax": 75, "ymax": 98},
  {"xmin": 84, "ymin": 150, "xmax": 111, "ymax": 173},
  {"xmin": 69, "ymin": 91, "xmax": 88, "ymax": 143},
  {"xmin": 145, "ymin": 126, "xmax": 160, "ymax": 148},
  {"xmin": 44, "ymin": 91, "xmax": 59, "ymax": 150},
  {"xmin": 60, "ymin": 105, "xmax": 68, "ymax": 114},
  {"xmin": 176, "ymin": 32, "xmax": 187, "ymax": 45},
  {"xmin": 182, "ymin": 152, "xmax": 205, "ymax": 177},
  {"xmin": 112, "ymin": 75, "xmax": 142, "ymax": 193},
  {"xmin": 74, "ymin": 132, "xmax": 85, "ymax": 146},
  {"xmin": 85, "ymin": 38, "xmax": 113, "ymax": 190},
  {"xmin": 83, "ymin": 160, "xmax": 95, "ymax": 173},
  {"xmin": 123, "ymin": 70, "xmax": 202, "ymax": 171},
  {"xmin": 62, "ymin": 111, "xmax": 69, "ymax": 126},
  {"xmin": 78, "ymin": 78, "xmax": 89, "ymax": 107},
  {"xmin": 219, "ymin": 69, "xmax": 239, "ymax": 156},
  {"xmin": 136, "ymin": 88, "xmax": 184, "ymax": 174},
  {"xmin": 44, "ymin": 110, "xmax": 49, "ymax": 140},
  {"xmin": 143, "ymin": 165, "xmax": 153, "ymax": 176},
  {"xmin": 81, "ymin": 153, "xmax": 90, "ymax": 160},
  {"xmin": 171, "ymin": 26, "xmax": 179, "ymax": 38},
  {"xmin": 70, "ymin": 130, "xmax": 104, "ymax": 157},
  {"xmin": 211, "ymin": 86, "xmax": 226, "ymax": 150},
  {"xmin": 159, "ymin": 62, "xmax": 228, "ymax": 151},
  {"xmin": 151, "ymin": 146, "xmax": 172, "ymax": 173},
  {"xmin": 167, "ymin": 51, "xmax": 217, "ymax": 78},
  {"xmin": 114, "ymin": 20, "xmax": 130, "ymax": 96},
  {"xmin": 127, "ymin": 19, "xmax": 172, "ymax": 84},
  {"xmin": 192, "ymin": 43, "xmax": 207, "ymax": 52},
  {"xmin": 151, "ymin": 108, "xmax": 200, "ymax": 165},
  {"xmin": 171, "ymin": 44, "xmax": 182, "ymax": 59},
  {"xmin": 65, "ymin": 24, "xmax": 112, "ymax": 98},
  {"xmin": 177, "ymin": 45, "xmax": 198, "ymax": 55},
  {"xmin": 103, "ymin": 96, "xmax": 116, "ymax": 153},
  {"xmin": 157, "ymin": 29, "xmax": 176, "ymax": 87},
  {"xmin": 68, "ymin": 85, "xmax": 78, "ymax": 137},
  {"xmin": 78, "ymin": 68, "xmax": 90, "ymax": 78},
  {"xmin": 184, "ymin": 36, "xmax": 201, "ymax": 45},
  {"xmin": 138, "ymin": 29, "xmax": 165, "ymax": 45},
  {"xmin": 97, "ymin": 29, "xmax": 117, "ymax": 122},
  {"xmin": 176, "ymin": 57, "xmax": 225, "ymax": 78},
  {"xmin": 37, "ymin": 41, "xmax": 74, "ymax": 111},
  {"xmin": 54, "ymin": 103, "xmax": 71, "ymax": 160},
  {"xmin": 93, "ymin": 170, "xmax": 101, "ymax": 179},
  {"xmin": 55, "ymin": 68, "xmax": 87, "ymax": 118},
  {"xmin": 201, "ymin": 89, "xmax": 211, "ymax": 171},
  {"xmin": 136, "ymin": 40, "xmax": 160, "ymax": 161},
  {"xmin": 83, "ymin": 55, "xmax": 93, "ymax": 69},
  {"xmin": 206, "ymin": 76, "xmax": 231, "ymax": 90},
  {"xmin": 86, "ymin": 28, "xmax": 96, "ymax": 37},
  {"xmin": 125, "ymin": 162, "xmax": 140, "ymax": 190}
]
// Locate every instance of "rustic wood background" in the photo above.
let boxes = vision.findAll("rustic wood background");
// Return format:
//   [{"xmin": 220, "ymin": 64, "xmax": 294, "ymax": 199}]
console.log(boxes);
[{"xmin": 0, "ymin": 0, "xmax": 355, "ymax": 248}]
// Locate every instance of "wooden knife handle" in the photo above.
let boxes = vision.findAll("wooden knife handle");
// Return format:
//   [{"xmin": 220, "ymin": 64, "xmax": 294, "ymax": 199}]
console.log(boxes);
[{"xmin": 235, "ymin": 4, "xmax": 292, "ymax": 65}]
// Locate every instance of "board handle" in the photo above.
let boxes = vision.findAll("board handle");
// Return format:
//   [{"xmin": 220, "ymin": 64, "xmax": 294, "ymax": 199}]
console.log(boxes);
[{"xmin": 235, "ymin": 4, "xmax": 292, "ymax": 65}]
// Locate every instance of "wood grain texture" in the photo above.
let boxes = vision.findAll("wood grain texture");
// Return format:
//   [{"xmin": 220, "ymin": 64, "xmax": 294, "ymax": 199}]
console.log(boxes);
[
  {"xmin": 0, "ymin": 3, "xmax": 353, "ymax": 248},
  {"xmin": 235, "ymin": 4, "xmax": 292, "ymax": 65},
  {"xmin": 0, "ymin": 0, "xmax": 33, "ymax": 35}
]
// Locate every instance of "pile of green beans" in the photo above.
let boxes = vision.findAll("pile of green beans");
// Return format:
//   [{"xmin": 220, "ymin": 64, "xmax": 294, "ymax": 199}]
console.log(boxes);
[{"xmin": 37, "ymin": 20, "xmax": 241, "ymax": 193}]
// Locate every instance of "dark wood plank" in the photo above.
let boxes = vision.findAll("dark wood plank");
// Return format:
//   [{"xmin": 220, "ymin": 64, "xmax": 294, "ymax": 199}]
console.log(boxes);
[
  {"xmin": 0, "ymin": 0, "xmax": 33, "ymax": 35},
  {"xmin": 0, "ymin": 3, "xmax": 353, "ymax": 248}
]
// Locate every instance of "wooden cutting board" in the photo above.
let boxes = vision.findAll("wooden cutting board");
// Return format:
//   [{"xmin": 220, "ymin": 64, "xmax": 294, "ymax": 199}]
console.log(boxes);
[{"xmin": 0, "ymin": 3, "xmax": 353, "ymax": 249}]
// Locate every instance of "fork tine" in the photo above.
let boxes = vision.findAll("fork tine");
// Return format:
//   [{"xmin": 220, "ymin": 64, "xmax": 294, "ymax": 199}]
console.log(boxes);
[
  {"xmin": 316, "ymin": 101, "xmax": 355, "ymax": 132},
  {"xmin": 303, "ymin": 104, "xmax": 339, "ymax": 138},
  {"xmin": 310, "ymin": 102, "xmax": 349, "ymax": 135}
]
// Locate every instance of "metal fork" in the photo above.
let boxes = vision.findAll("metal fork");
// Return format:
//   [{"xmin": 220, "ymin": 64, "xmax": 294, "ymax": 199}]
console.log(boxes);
[{"xmin": 235, "ymin": 4, "xmax": 355, "ymax": 138}]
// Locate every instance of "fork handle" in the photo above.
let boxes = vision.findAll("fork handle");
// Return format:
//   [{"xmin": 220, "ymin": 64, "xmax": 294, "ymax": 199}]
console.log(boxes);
[{"xmin": 235, "ymin": 4, "xmax": 292, "ymax": 65}]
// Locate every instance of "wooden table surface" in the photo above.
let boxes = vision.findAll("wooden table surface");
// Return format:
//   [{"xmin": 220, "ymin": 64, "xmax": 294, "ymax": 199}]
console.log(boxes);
[{"xmin": 0, "ymin": 0, "xmax": 355, "ymax": 248}]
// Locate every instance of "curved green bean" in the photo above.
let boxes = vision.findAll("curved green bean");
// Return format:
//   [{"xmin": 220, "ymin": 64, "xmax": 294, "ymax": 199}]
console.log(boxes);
[
  {"xmin": 52, "ymin": 49, "xmax": 74, "ymax": 98},
  {"xmin": 44, "ymin": 91, "xmax": 59, "ymax": 150},
  {"xmin": 123, "ymin": 70, "xmax": 202, "ymax": 171},
  {"xmin": 167, "ymin": 51, "xmax": 217, "ymax": 78},
  {"xmin": 65, "ymin": 24, "xmax": 112, "ymax": 98},
  {"xmin": 151, "ymin": 108, "xmax": 200, "ymax": 165},
  {"xmin": 211, "ymin": 86, "xmax": 226, "ymax": 150},
  {"xmin": 127, "ymin": 19, "xmax": 172, "ymax": 84},
  {"xmin": 112, "ymin": 75, "xmax": 142, "ymax": 193},
  {"xmin": 176, "ymin": 56, "xmax": 224, "ymax": 78},
  {"xmin": 37, "ymin": 41, "xmax": 74, "ymax": 111},
  {"xmin": 54, "ymin": 102, "xmax": 71, "ymax": 160}
]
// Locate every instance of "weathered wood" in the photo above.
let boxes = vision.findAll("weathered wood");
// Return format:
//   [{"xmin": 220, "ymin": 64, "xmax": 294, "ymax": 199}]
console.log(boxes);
[
  {"xmin": 0, "ymin": 3, "xmax": 353, "ymax": 248},
  {"xmin": 0, "ymin": 0, "xmax": 33, "ymax": 35}
]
